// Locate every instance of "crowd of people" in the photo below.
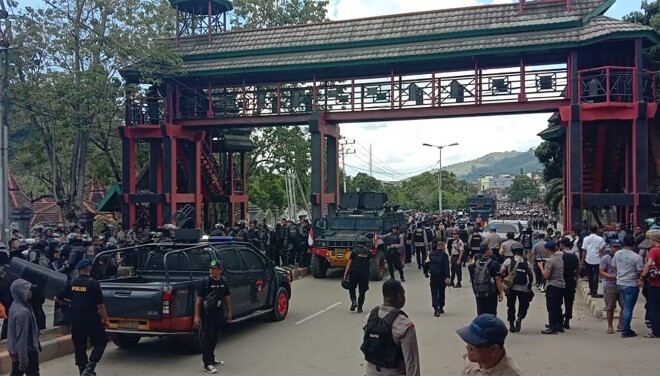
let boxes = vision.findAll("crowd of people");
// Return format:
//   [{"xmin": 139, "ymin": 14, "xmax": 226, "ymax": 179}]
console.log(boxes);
[{"xmin": 347, "ymin": 211, "xmax": 660, "ymax": 375}]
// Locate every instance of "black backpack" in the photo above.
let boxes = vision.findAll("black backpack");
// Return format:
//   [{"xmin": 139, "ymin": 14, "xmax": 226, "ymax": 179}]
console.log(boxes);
[{"xmin": 361, "ymin": 307, "xmax": 406, "ymax": 369}]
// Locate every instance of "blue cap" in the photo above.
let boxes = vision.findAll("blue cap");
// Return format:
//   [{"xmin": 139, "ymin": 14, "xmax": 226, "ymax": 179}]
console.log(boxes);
[
  {"xmin": 76, "ymin": 259, "xmax": 92, "ymax": 269},
  {"xmin": 544, "ymin": 241, "xmax": 556, "ymax": 249},
  {"xmin": 456, "ymin": 314, "xmax": 508, "ymax": 345},
  {"xmin": 609, "ymin": 240, "xmax": 622, "ymax": 248},
  {"xmin": 651, "ymin": 225, "xmax": 660, "ymax": 230},
  {"xmin": 489, "ymin": 225, "xmax": 496, "ymax": 231}
]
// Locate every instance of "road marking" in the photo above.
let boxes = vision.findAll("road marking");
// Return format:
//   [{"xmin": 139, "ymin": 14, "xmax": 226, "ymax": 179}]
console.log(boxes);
[{"xmin": 294, "ymin": 301, "xmax": 342, "ymax": 325}]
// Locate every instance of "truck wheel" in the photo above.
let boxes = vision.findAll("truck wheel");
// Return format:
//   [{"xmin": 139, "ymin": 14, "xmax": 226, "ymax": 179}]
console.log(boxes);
[
  {"xmin": 310, "ymin": 254, "xmax": 328, "ymax": 278},
  {"xmin": 270, "ymin": 287, "xmax": 290, "ymax": 321},
  {"xmin": 370, "ymin": 251, "xmax": 385, "ymax": 281},
  {"xmin": 110, "ymin": 334, "xmax": 141, "ymax": 349}
]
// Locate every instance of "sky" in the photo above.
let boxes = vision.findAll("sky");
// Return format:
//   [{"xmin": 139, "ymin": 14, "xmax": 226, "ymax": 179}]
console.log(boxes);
[
  {"xmin": 323, "ymin": 0, "xmax": 640, "ymax": 181},
  {"xmin": 17, "ymin": 0, "xmax": 643, "ymax": 180}
]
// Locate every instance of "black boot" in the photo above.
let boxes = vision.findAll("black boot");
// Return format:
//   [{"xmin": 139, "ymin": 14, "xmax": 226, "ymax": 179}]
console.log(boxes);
[
  {"xmin": 357, "ymin": 305, "xmax": 363, "ymax": 314},
  {"xmin": 434, "ymin": 309, "xmax": 440, "ymax": 317},
  {"xmin": 509, "ymin": 321, "xmax": 516, "ymax": 333},
  {"xmin": 400, "ymin": 273, "xmax": 405, "ymax": 282},
  {"xmin": 563, "ymin": 317, "xmax": 571, "ymax": 330},
  {"xmin": 350, "ymin": 299, "xmax": 357, "ymax": 312},
  {"xmin": 515, "ymin": 319, "xmax": 522, "ymax": 333},
  {"xmin": 79, "ymin": 366, "xmax": 86, "ymax": 376}
]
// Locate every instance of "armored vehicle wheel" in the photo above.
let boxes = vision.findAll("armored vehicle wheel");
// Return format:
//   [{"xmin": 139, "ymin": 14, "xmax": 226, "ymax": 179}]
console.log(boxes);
[
  {"xmin": 370, "ymin": 251, "xmax": 386, "ymax": 281},
  {"xmin": 311, "ymin": 254, "xmax": 328, "ymax": 278}
]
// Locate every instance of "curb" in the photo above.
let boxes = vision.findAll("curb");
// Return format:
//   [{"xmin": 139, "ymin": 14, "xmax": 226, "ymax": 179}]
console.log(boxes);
[
  {"xmin": 0, "ymin": 334, "xmax": 73, "ymax": 374},
  {"xmin": 0, "ymin": 269, "xmax": 311, "ymax": 373},
  {"xmin": 287, "ymin": 267, "xmax": 310, "ymax": 281},
  {"xmin": 577, "ymin": 280, "xmax": 605, "ymax": 319}
]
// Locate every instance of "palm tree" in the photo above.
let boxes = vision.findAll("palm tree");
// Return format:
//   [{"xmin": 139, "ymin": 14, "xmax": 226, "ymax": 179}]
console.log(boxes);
[{"xmin": 544, "ymin": 178, "xmax": 563, "ymax": 215}]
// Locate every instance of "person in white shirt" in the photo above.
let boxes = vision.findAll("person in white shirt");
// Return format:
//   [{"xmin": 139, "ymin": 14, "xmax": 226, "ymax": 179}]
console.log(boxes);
[{"xmin": 581, "ymin": 226, "xmax": 606, "ymax": 298}]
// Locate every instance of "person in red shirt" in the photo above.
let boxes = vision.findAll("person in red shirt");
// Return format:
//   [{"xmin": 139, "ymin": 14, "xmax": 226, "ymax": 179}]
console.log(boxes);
[{"xmin": 640, "ymin": 230, "xmax": 660, "ymax": 338}]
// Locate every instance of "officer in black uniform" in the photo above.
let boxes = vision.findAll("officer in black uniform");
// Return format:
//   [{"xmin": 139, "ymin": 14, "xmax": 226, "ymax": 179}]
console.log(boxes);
[
  {"xmin": 384, "ymin": 225, "xmax": 405, "ymax": 282},
  {"xmin": 424, "ymin": 240, "xmax": 451, "ymax": 317},
  {"xmin": 58, "ymin": 233, "xmax": 87, "ymax": 279},
  {"xmin": 55, "ymin": 259, "xmax": 109, "ymax": 376},
  {"xmin": 343, "ymin": 236, "xmax": 373, "ymax": 313},
  {"xmin": 194, "ymin": 260, "xmax": 232, "ymax": 375}
]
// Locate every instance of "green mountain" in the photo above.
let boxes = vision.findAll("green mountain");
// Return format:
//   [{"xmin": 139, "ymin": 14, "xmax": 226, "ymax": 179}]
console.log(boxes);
[{"xmin": 445, "ymin": 149, "xmax": 542, "ymax": 181}]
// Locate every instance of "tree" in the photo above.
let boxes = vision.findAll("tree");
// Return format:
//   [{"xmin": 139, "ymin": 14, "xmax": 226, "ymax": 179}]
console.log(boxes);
[
  {"xmin": 231, "ymin": 0, "xmax": 329, "ymax": 29},
  {"xmin": 624, "ymin": 1, "xmax": 660, "ymax": 73},
  {"xmin": 10, "ymin": 0, "xmax": 177, "ymax": 222},
  {"xmin": 535, "ymin": 141, "xmax": 564, "ymax": 182},
  {"xmin": 505, "ymin": 175, "xmax": 540, "ymax": 203},
  {"xmin": 247, "ymin": 127, "xmax": 311, "ymax": 210},
  {"xmin": 544, "ymin": 178, "xmax": 563, "ymax": 214},
  {"xmin": 349, "ymin": 173, "xmax": 382, "ymax": 193}
]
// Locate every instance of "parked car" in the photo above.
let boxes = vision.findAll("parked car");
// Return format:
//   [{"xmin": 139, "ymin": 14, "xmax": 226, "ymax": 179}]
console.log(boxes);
[
  {"xmin": 487, "ymin": 220, "xmax": 524, "ymax": 241},
  {"xmin": 96, "ymin": 237, "xmax": 291, "ymax": 352}
]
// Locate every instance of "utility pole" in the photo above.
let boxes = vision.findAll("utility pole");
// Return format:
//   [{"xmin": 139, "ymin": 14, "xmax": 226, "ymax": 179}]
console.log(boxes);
[
  {"xmin": 339, "ymin": 138, "xmax": 355, "ymax": 193},
  {"xmin": 0, "ymin": 1, "xmax": 10, "ymax": 244},
  {"xmin": 369, "ymin": 144, "xmax": 373, "ymax": 177}
]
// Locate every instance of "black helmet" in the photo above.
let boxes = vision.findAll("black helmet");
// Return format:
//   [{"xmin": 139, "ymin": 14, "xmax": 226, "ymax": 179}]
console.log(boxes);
[
  {"xmin": 510, "ymin": 242, "xmax": 524, "ymax": 254},
  {"xmin": 357, "ymin": 235, "xmax": 369, "ymax": 244},
  {"xmin": 340, "ymin": 277, "xmax": 351, "ymax": 290}
]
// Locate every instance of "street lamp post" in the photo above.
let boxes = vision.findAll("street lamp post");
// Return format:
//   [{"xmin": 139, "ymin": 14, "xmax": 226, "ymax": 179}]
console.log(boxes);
[{"xmin": 423, "ymin": 142, "xmax": 458, "ymax": 214}]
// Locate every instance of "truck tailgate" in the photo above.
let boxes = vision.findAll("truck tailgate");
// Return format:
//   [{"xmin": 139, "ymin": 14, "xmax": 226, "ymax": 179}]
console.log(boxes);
[{"xmin": 102, "ymin": 283, "xmax": 164, "ymax": 320}]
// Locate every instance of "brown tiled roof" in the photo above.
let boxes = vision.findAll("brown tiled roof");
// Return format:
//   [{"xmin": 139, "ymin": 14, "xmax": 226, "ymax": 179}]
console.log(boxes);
[
  {"xmin": 87, "ymin": 178, "xmax": 107, "ymax": 205},
  {"xmin": 180, "ymin": 16, "xmax": 655, "ymax": 74},
  {"xmin": 8, "ymin": 173, "xmax": 31, "ymax": 210},
  {"xmin": 178, "ymin": 0, "xmax": 608, "ymax": 57}
]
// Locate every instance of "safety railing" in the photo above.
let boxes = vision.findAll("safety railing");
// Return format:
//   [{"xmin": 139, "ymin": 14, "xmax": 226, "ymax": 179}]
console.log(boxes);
[
  {"xmin": 166, "ymin": 65, "xmax": 568, "ymax": 121},
  {"xmin": 578, "ymin": 66, "xmax": 656, "ymax": 104},
  {"xmin": 127, "ymin": 96, "xmax": 166, "ymax": 126}
]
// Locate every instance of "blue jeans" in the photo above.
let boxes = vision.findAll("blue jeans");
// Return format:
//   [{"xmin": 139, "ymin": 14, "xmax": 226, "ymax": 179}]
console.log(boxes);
[{"xmin": 617, "ymin": 285, "xmax": 640, "ymax": 335}]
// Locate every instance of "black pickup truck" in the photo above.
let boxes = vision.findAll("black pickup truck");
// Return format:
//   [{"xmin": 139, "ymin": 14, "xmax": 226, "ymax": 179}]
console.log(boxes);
[{"xmin": 94, "ymin": 237, "xmax": 291, "ymax": 351}]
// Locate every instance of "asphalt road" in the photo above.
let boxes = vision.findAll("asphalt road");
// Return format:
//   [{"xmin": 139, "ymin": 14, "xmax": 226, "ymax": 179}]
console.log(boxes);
[{"xmin": 39, "ymin": 264, "xmax": 656, "ymax": 376}]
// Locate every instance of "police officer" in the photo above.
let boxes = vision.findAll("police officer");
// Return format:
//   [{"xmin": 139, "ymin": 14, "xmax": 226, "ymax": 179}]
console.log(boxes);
[
  {"xmin": 343, "ymin": 236, "xmax": 372, "ymax": 314},
  {"xmin": 55, "ymin": 259, "xmax": 109, "ymax": 376},
  {"xmin": 194, "ymin": 260, "xmax": 232, "ymax": 375},
  {"xmin": 467, "ymin": 227, "xmax": 484, "ymax": 264},
  {"xmin": 424, "ymin": 240, "xmax": 450, "ymax": 317},
  {"xmin": 159, "ymin": 224, "xmax": 177, "ymax": 243},
  {"xmin": 412, "ymin": 222, "xmax": 429, "ymax": 270},
  {"xmin": 297, "ymin": 220, "xmax": 311, "ymax": 267},
  {"xmin": 59, "ymin": 234, "xmax": 86, "ymax": 279},
  {"xmin": 500, "ymin": 242, "xmax": 533, "ymax": 333},
  {"xmin": 246, "ymin": 220, "xmax": 261, "ymax": 249},
  {"xmin": 384, "ymin": 225, "xmax": 405, "ymax": 282}
]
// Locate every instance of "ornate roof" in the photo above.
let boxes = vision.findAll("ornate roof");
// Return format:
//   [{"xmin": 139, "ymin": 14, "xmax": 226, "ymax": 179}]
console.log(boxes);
[
  {"xmin": 181, "ymin": 16, "xmax": 656, "ymax": 76},
  {"xmin": 141, "ymin": 0, "xmax": 660, "ymax": 79}
]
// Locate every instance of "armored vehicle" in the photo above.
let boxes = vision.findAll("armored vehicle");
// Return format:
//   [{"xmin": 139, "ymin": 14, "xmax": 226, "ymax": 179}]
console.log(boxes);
[{"xmin": 309, "ymin": 192, "xmax": 406, "ymax": 280}]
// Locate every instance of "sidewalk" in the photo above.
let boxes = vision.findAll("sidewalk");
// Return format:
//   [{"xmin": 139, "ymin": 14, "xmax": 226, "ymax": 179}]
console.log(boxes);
[{"xmin": 0, "ymin": 266, "xmax": 311, "ymax": 374}]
